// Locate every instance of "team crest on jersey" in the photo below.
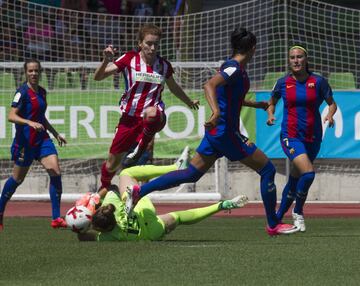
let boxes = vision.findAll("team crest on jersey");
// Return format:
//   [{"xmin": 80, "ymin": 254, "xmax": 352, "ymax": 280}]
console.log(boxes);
[
  {"xmin": 308, "ymin": 83, "xmax": 315, "ymax": 88},
  {"xmin": 154, "ymin": 62, "xmax": 161, "ymax": 70},
  {"xmin": 135, "ymin": 72, "xmax": 164, "ymax": 84}
]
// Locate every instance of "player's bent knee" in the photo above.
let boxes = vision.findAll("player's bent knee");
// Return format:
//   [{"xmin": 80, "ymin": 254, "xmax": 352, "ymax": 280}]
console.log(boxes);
[
  {"xmin": 144, "ymin": 107, "xmax": 158, "ymax": 120},
  {"xmin": 46, "ymin": 168, "xmax": 61, "ymax": 177},
  {"xmin": 302, "ymin": 171, "xmax": 315, "ymax": 181},
  {"xmin": 119, "ymin": 168, "xmax": 131, "ymax": 177},
  {"xmin": 258, "ymin": 160, "xmax": 276, "ymax": 177},
  {"xmin": 105, "ymin": 163, "xmax": 118, "ymax": 173},
  {"xmin": 300, "ymin": 171, "xmax": 315, "ymax": 187},
  {"xmin": 164, "ymin": 213, "xmax": 179, "ymax": 233},
  {"xmin": 50, "ymin": 175, "xmax": 62, "ymax": 186}
]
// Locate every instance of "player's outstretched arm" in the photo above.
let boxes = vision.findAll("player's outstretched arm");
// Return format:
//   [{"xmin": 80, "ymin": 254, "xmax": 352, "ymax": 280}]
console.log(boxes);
[
  {"xmin": 243, "ymin": 99, "xmax": 269, "ymax": 110},
  {"xmin": 166, "ymin": 76, "xmax": 199, "ymax": 110},
  {"xmin": 75, "ymin": 192, "xmax": 101, "ymax": 213}
]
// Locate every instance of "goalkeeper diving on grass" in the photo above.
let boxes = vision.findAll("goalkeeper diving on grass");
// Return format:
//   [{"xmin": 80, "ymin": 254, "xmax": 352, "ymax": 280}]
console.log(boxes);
[{"xmin": 75, "ymin": 148, "xmax": 248, "ymax": 242}]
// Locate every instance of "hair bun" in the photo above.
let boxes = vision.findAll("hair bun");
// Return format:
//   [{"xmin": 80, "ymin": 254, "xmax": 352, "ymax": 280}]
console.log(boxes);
[
  {"xmin": 232, "ymin": 27, "xmax": 247, "ymax": 39},
  {"xmin": 237, "ymin": 28, "xmax": 247, "ymax": 38},
  {"xmin": 230, "ymin": 27, "xmax": 256, "ymax": 55}
]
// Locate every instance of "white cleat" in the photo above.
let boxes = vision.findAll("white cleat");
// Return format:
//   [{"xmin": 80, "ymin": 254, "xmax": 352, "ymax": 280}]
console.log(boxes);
[
  {"xmin": 122, "ymin": 145, "xmax": 141, "ymax": 167},
  {"xmin": 124, "ymin": 185, "xmax": 140, "ymax": 216},
  {"xmin": 220, "ymin": 195, "xmax": 248, "ymax": 210},
  {"xmin": 292, "ymin": 209, "xmax": 306, "ymax": 232},
  {"xmin": 175, "ymin": 146, "xmax": 190, "ymax": 170}
]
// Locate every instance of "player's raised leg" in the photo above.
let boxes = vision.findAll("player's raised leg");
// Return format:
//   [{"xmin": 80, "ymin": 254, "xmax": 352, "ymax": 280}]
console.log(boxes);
[
  {"xmin": 122, "ymin": 147, "xmax": 190, "ymax": 214},
  {"xmin": 124, "ymin": 152, "xmax": 216, "ymax": 215},
  {"xmin": 123, "ymin": 107, "xmax": 166, "ymax": 167}
]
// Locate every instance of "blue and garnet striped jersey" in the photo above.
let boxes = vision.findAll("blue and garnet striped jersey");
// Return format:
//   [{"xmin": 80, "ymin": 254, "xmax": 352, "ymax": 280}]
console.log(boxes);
[
  {"xmin": 207, "ymin": 59, "xmax": 250, "ymax": 137},
  {"xmin": 271, "ymin": 73, "xmax": 332, "ymax": 143},
  {"xmin": 11, "ymin": 83, "xmax": 50, "ymax": 147}
]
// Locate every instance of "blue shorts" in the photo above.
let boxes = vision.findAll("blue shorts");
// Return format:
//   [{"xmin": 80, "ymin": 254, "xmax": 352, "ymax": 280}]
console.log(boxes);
[
  {"xmin": 280, "ymin": 137, "xmax": 321, "ymax": 162},
  {"xmin": 11, "ymin": 139, "xmax": 58, "ymax": 167},
  {"xmin": 196, "ymin": 131, "xmax": 257, "ymax": 161}
]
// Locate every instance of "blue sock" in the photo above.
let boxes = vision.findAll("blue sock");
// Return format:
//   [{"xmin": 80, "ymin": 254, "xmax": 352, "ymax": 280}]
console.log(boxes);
[
  {"xmin": 293, "ymin": 172, "xmax": 315, "ymax": 215},
  {"xmin": 276, "ymin": 176, "xmax": 299, "ymax": 220},
  {"xmin": 140, "ymin": 164, "xmax": 204, "ymax": 197},
  {"xmin": 49, "ymin": 175, "xmax": 62, "ymax": 219},
  {"xmin": 258, "ymin": 161, "xmax": 278, "ymax": 228},
  {"xmin": 0, "ymin": 177, "xmax": 21, "ymax": 215}
]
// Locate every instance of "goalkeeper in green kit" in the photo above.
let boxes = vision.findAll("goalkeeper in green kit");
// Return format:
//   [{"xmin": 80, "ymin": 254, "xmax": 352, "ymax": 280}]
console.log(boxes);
[{"xmin": 77, "ymin": 148, "xmax": 248, "ymax": 242}]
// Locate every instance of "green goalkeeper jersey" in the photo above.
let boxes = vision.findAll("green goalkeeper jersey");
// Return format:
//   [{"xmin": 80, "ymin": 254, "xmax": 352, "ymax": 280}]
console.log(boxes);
[{"xmin": 97, "ymin": 191, "xmax": 165, "ymax": 242}]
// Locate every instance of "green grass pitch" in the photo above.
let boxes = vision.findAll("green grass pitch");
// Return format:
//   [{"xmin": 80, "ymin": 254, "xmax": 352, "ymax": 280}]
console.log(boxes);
[{"xmin": 1, "ymin": 217, "xmax": 360, "ymax": 285}]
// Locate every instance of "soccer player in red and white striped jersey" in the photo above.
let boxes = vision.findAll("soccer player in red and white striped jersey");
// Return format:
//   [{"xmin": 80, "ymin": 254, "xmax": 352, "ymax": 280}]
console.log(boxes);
[{"xmin": 94, "ymin": 23, "xmax": 199, "ymax": 193}]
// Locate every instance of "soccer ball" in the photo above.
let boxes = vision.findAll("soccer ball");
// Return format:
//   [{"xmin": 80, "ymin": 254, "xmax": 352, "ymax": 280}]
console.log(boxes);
[{"xmin": 65, "ymin": 206, "xmax": 92, "ymax": 233}]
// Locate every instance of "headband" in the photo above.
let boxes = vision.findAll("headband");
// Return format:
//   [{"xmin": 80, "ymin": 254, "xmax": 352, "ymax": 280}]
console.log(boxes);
[{"xmin": 289, "ymin": 45, "xmax": 308, "ymax": 56}]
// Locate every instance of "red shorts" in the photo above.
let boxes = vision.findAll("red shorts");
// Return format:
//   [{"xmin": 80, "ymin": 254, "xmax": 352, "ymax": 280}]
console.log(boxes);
[
  {"xmin": 109, "ymin": 115, "xmax": 144, "ymax": 155},
  {"xmin": 109, "ymin": 110, "xmax": 166, "ymax": 155}
]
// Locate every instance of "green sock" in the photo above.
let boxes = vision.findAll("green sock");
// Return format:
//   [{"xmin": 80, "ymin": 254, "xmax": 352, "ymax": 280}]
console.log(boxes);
[
  {"xmin": 119, "ymin": 164, "xmax": 177, "ymax": 181},
  {"xmin": 169, "ymin": 203, "xmax": 221, "ymax": 225}
]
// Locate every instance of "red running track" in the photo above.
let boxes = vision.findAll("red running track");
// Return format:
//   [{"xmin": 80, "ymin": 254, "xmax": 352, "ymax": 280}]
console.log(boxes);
[{"xmin": 4, "ymin": 201, "xmax": 360, "ymax": 218}]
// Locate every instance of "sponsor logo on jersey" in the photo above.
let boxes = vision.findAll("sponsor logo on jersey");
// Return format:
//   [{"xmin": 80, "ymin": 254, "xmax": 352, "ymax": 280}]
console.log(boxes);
[
  {"xmin": 223, "ymin": 66, "xmax": 236, "ymax": 76},
  {"xmin": 135, "ymin": 72, "xmax": 164, "ymax": 84},
  {"xmin": 308, "ymin": 83, "xmax": 315, "ymax": 88},
  {"xmin": 13, "ymin": 92, "xmax": 21, "ymax": 103}
]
